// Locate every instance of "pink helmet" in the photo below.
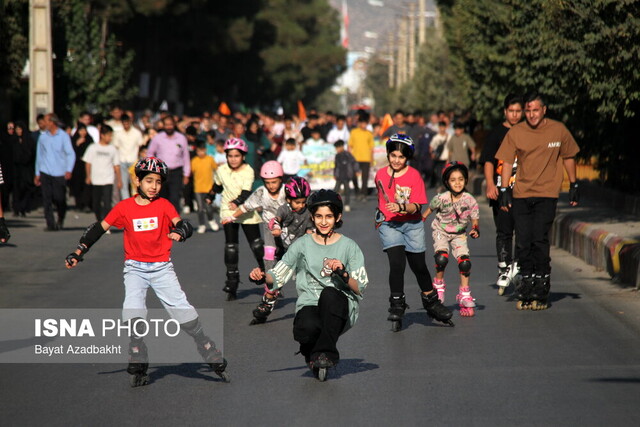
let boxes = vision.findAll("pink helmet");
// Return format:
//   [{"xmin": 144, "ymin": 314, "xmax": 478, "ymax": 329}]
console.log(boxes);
[
  {"xmin": 260, "ymin": 160, "xmax": 284, "ymax": 179},
  {"xmin": 223, "ymin": 137, "xmax": 248, "ymax": 154},
  {"xmin": 284, "ymin": 176, "xmax": 311, "ymax": 199}
]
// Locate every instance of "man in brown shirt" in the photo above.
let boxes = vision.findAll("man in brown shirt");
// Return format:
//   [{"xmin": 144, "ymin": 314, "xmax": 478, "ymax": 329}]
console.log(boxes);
[{"xmin": 495, "ymin": 92, "xmax": 580, "ymax": 310}]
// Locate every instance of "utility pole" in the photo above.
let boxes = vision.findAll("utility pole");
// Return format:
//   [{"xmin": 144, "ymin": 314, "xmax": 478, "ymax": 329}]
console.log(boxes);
[
  {"xmin": 396, "ymin": 16, "xmax": 407, "ymax": 87},
  {"xmin": 29, "ymin": 0, "xmax": 54, "ymax": 130},
  {"xmin": 418, "ymin": 0, "xmax": 426, "ymax": 45},
  {"xmin": 388, "ymin": 33, "xmax": 395, "ymax": 89},
  {"xmin": 408, "ymin": 2, "xmax": 416, "ymax": 79}
]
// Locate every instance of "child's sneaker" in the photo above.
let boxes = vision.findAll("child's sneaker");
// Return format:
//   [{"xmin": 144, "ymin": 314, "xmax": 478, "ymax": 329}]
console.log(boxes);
[
  {"xmin": 208, "ymin": 219, "xmax": 219, "ymax": 232},
  {"xmin": 197, "ymin": 225, "xmax": 206, "ymax": 234}
]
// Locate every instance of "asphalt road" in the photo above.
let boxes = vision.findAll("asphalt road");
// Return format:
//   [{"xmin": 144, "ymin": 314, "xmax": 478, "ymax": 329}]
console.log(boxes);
[{"xmin": 1, "ymin": 192, "xmax": 640, "ymax": 426}]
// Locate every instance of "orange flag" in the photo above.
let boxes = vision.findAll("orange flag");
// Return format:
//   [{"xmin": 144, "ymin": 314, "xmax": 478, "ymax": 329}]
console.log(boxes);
[
  {"xmin": 379, "ymin": 113, "xmax": 393, "ymax": 137},
  {"xmin": 218, "ymin": 102, "xmax": 231, "ymax": 116},
  {"xmin": 297, "ymin": 100, "xmax": 307, "ymax": 122}
]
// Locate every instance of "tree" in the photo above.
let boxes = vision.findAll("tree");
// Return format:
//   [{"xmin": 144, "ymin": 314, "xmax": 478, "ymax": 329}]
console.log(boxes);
[
  {"xmin": 0, "ymin": 0, "xmax": 28, "ymax": 119},
  {"xmin": 58, "ymin": 0, "xmax": 136, "ymax": 121},
  {"xmin": 254, "ymin": 0, "xmax": 346, "ymax": 110}
]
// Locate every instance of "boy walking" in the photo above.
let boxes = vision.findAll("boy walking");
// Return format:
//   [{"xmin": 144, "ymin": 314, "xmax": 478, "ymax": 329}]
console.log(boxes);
[
  {"xmin": 82, "ymin": 125, "xmax": 122, "ymax": 223},
  {"xmin": 191, "ymin": 142, "xmax": 219, "ymax": 233},
  {"xmin": 333, "ymin": 140, "xmax": 359, "ymax": 212}
]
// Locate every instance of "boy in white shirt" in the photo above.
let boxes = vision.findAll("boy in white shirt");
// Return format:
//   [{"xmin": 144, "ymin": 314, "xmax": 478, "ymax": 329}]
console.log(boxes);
[
  {"xmin": 277, "ymin": 138, "xmax": 307, "ymax": 181},
  {"xmin": 83, "ymin": 125, "xmax": 122, "ymax": 223}
]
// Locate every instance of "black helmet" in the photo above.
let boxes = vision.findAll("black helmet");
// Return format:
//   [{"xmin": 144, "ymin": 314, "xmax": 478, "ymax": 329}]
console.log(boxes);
[
  {"xmin": 442, "ymin": 161, "xmax": 469, "ymax": 193},
  {"xmin": 385, "ymin": 133, "xmax": 415, "ymax": 159},
  {"xmin": 135, "ymin": 157, "xmax": 168, "ymax": 182},
  {"xmin": 307, "ymin": 189, "xmax": 343, "ymax": 215}
]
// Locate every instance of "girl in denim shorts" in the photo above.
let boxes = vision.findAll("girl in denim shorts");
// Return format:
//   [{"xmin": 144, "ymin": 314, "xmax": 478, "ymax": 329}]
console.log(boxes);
[{"xmin": 375, "ymin": 134, "xmax": 453, "ymax": 331}]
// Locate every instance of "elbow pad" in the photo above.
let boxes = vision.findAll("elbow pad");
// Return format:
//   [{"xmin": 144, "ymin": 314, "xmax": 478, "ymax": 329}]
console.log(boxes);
[
  {"xmin": 212, "ymin": 183, "xmax": 224, "ymax": 194},
  {"xmin": 172, "ymin": 220, "xmax": 193, "ymax": 242},
  {"xmin": 232, "ymin": 190, "xmax": 252, "ymax": 206},
  {"xmin": 79, "ymin": 222, "xmax": 106, "ymax": 252}
]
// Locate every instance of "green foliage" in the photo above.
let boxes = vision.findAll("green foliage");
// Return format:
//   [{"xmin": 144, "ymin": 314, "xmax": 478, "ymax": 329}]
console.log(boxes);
[
  {"xmin": 59, "ymin": 0, "xmax": 136, "ymax": 120},
  {"xmin": 0, "ymin": 0, "xmax": 28, "ymax": 97},
  {"xmin": 428, "ymin": 0, "xmax": 640, "ymax": 192},
  {"xmin": 255, "ymin": 0, "xmax": 346, "ymax": 109}
]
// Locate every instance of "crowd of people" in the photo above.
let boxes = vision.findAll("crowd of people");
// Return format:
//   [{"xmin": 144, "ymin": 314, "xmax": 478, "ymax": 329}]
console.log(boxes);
[{"xmin": 1, "ymin": 92, "xmax": 580, "ymax": 383}]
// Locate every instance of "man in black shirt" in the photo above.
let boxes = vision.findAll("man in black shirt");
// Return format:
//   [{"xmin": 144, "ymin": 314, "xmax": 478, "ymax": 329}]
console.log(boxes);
[{"xmin": 479, "ymin": 94, "xmax": 523, "ymax": 295}]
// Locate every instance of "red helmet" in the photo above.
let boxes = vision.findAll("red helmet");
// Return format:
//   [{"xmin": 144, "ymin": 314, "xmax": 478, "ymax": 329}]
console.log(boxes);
[
  {"xmin": 134, "ymin": 157, "xmax": 168, "ymax": 181},
  {"xmin": 224, "ymin": 137, "xmax": 248, "ymax": 154},
  {"xmin": 260, "ymin": 161, "xmax": 284, "ymax": 179},
  {"xmin": 284, "ymin": 176, "xmax": 310, "ymax": 199}
]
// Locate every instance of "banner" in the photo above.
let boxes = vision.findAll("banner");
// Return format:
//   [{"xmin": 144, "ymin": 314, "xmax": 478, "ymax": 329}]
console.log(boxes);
[
  {"xmin": 0, "ymin": 309, "xmax": 224, "ymax": 363},
  {"xmin": 296, "ymin": 139, "xmax": 388, "ymax": 191}
]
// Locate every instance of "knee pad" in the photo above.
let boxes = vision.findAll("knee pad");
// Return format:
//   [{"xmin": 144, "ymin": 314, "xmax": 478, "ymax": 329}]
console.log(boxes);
[
  {"xmin": 458, "ymin": 255, "xmax": 471, "ymax": 277},
  {"xmin": 434, "ymin": 250, "xmax": 449, "ymax": 272},
  {"xmin": 264, "ymin": 245, "xmax": 276, "ymax": 261},
  {"xmin": 250, "ymin": 238, "xmax": 265, "ymax": 260},
  {"xmin": 224, "ymin": 243, "xmax": 239, "ymax": 267}
]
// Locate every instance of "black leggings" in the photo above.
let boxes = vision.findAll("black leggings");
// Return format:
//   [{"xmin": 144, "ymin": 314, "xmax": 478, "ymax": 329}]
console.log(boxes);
[
  {"xmin": 293, "ymin": 287, "xmax": 349, "ymax": 364},
  {"xmin": 386, "ymin": 246, "xmax": 433, "ymax": 295}
]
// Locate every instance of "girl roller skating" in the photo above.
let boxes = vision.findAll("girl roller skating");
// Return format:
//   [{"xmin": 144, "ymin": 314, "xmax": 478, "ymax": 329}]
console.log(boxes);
[
  {"xmin": 222, "ymin": 161, "xmax": 288, "ymax": 323},
  {"xmin": 206, "ymin": 137, "xmax": 265, "ymax": 301},
  {"xmin": 422, "ymin": 161, "xmax": 480, "ymax": 317},
  {"xmin": 249, "ymin": 189, "xmax": 368, "ymax": 381},
  {"xmin": 375, "ymin": 133, "xmax": 453, "ymax": 331},
  {"xmin": 65, "ymin": 157, "xmax": 229, "ymax": 387}
]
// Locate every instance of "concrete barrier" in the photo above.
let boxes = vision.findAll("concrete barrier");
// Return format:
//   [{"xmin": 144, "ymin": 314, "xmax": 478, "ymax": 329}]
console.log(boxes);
[{"xmin": 551, "ymin": 213, "xmax": 640, "ymax": 289}]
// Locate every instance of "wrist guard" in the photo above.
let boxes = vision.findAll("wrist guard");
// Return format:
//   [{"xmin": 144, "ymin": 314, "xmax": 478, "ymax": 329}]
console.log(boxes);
[
  {"xmin": 250, "ymin": 270, "xmax": 266, "ymax": 286},
  {"xmin": 471, "ymin": 224, "xmax": 480, "ymax": 238},
  {"xmin": 569, "ymin": 182, "xmax": 579, "ymax": 204},
  {"xmin": 65, "ymin": 251, "xmax": 83, "ymax": 267},
  {"xmin": 268, "ymin": 217, "xmax": 281, "ymax": 230},
  {"xmin": 498, "ymin": 187, "xmax": 512, "ymax": 209},
  {"xmin": 171, "ymin": 220, "xmax": 193, "ymax": 242},
  {"xmin": 331, "ymin": 267, "xmax": 350, "ymax": 285}
]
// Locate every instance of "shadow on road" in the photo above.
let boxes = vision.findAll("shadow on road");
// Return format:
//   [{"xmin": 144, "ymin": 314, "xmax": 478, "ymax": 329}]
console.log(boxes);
[
  {"xmin": 98, "ymin": 363, "xmax": 227, "ymax": 384},
  {"xmin": 268, "ymin": 358, "xmax": 379, "ymax": 379},
  {"xmin": 589, "ymin": 378, "xmax": 640, "ymax": 383}
]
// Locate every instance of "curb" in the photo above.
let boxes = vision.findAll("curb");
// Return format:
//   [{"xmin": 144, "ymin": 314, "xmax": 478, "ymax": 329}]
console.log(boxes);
[
  {"xmin": 551, "ymin": 213, "xmax": 640, "ymax": 289},
  {"xmin": 472, "ymin": 175, "xmax": 640, "ymax": 289}
]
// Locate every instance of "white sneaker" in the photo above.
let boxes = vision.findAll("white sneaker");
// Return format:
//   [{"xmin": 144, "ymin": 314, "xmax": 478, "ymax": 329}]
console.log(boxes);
[
  {"xmin": 208, "ymin": 220, "xmax": 219, "ymax": 232},
  {"xmin": 182, "ymin": 206, "xmax": 191, "ymax": 214},
  {"xmin": 344, "ymin": 205, "xmax": 351, "ymax": 212},
  {"xmin": 197, "ymin": 225, "xmax": 206, "ymax": 234}
]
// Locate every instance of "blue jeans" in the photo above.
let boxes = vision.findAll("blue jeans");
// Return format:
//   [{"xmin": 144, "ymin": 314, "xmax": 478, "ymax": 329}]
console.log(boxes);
[{"xmin": 122, "ymin": 260, "xmax": 198, "ymax": 324}]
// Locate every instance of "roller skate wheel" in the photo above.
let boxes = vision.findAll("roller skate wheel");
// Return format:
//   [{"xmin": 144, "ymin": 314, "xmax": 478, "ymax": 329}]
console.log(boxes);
[
  {"xmin": 531, "ymin": 300, "xmax": 548, "ymax": 311},
  {"xmin": 390, "ymin": 320, "xmax": 402, "ymax": 332},
  {"xmin": 250, "ymin": 318, "xmax": 266, "ymax": 325},
  {"xmin": 226, "ymin": 293, "xmax": 236, "ymax": 301},
  {"xmin": 217, "ymin": 371, "xmax": 231, "ymax": 383},
  {"xmin": 497, "ymin": 287, "xmax": 505, "ymax": 296},
  {"xmin": 317, "ymin": 367, "xmax": 327, "ymax": 382},
  {"xmin": 516, "ymin": 301, "xmax": 530, "ymax": 310},
  {"xmin": 129, "ymin": 374, "xmax": 149, "ymax": 388},
  {"xmin": 460, "ymin": 307, "xmax": 475, "ymax": 317}
]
